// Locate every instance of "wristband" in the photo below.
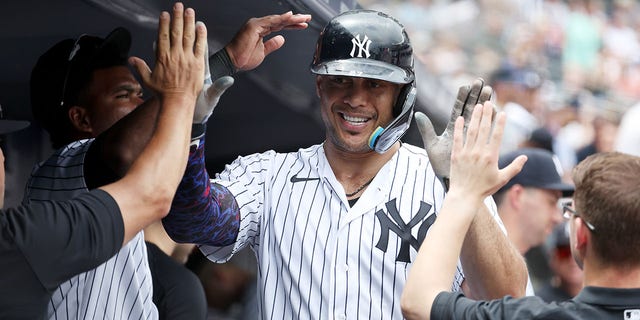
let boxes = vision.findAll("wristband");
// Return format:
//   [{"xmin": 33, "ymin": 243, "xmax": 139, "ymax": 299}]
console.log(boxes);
[{"xmin": 209, "ymin": 48, "xmax": 237, "ymax": 80}]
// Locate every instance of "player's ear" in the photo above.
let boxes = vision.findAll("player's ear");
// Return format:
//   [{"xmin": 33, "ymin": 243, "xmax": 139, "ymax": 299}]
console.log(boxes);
[
  {"xmin": 507, "ymin": 184, "xmax": 524, "ymax": 211},
  {"xmin": 574, "ymin": 217, "xmax": 589, "ymax": 251},
  {"xmin": 68, "ymin": 105, "xmax": 93, "ymax": 134}
]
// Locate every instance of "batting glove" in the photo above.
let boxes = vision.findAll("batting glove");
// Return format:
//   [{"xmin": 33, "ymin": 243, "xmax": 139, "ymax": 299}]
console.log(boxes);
[
  {"xmin": 193, "ymin": 27, "xmax": 235, "ymax": 125},
  {"xmin": 416, "ymin": 78, "xmax": 493, "ymax": 190}
]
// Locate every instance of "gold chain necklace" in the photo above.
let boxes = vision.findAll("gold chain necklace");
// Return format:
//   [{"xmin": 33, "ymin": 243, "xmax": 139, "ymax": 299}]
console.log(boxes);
[{"xmin": 345, "ymin": 176, "xmax": 375, "ymax": 197}]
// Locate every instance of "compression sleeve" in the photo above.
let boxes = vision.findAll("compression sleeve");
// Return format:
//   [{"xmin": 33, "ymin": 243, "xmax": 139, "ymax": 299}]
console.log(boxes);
[{"xmin": 163, "ymin": 136, "xmax": 240, "ymax": 246}]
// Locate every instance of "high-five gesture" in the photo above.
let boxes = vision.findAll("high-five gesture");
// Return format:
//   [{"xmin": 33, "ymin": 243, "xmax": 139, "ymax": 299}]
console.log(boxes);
[
  {"xmin": 415, "ymin": 78, "xmax": 493, "ymax": 188},
  {"xmin": 449, "ymin": 102, "xmax": 527, "ymax": 202},
  {"xmin": 401, "ymin": 102, "xmax": 526, "ymax": 320},
  {"xmin": 225, "ymin": 11, "xmax": 312, "ymax": 72},
  {"xmin": 130, "ymin": 2, "xmax": 206, "ymax": 107}
]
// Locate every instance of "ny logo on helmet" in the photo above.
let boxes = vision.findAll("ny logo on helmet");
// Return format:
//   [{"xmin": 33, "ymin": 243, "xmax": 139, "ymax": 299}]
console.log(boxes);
[{"xmin": 350, "ymin": 34, "xmax": 371, "ymax": 58}]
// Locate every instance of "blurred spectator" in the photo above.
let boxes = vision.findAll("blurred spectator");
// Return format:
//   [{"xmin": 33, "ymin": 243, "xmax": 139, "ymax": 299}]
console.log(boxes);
[
  {"xmin": 562, "ymin": 0, "xmax": 604, "ymax": 74},
  {"xmin": 495, "ymin": 147, "xmax": 574, "ymax": 294},
  {"xmin": 575, "ymin": 105, "xmax": 622, "ymax": 163},
  {"xmin": 489, "ymin": 64, "xmax": 544, "ymax": 155},
  {"xmin": 615, "ymin": 101, "xmax": 640, "ymax": 156},
  {"xmin": 186, "ymin": 249, "xmax": 257, "ymax": 320},
  {"xmin": 520, "ymin": 127, "xmax": 554, "ymax": 152},
  {"xmin": 494, "ymin": 148, "xmax": 574, "ymax": 256},
  {"xmin": 535, "ymin": 221, "xmax": 584, "ymax": 302}
]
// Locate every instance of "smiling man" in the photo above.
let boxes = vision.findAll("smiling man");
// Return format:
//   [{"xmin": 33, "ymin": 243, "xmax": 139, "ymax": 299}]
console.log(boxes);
[{"xmin": 163, "ymin": 9, "xmax": 527, "ymax": 319}]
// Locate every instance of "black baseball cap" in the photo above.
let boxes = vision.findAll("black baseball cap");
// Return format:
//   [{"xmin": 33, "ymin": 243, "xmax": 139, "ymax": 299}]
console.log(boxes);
[
  {"xmin": 498, "ymin": 148, "xmax": 574, "ymax": 197},
  {"xmin": 29, "ymin": 27, "xmax": 131, "ymax": 133}
]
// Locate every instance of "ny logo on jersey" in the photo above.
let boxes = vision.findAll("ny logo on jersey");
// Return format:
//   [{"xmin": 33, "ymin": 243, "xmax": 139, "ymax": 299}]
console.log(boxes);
[
  {"xmin": 350, "ymin": 34, "xmax": 371, "ymax": 58},
  {"xmin": 375, "ymin": 199, "xmax": 435, "ymax": 263}
]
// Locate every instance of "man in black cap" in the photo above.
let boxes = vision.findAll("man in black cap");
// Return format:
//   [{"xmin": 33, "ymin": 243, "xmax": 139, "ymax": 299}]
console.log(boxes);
[
  {"xmin": 492, "ymin": 147, "xmax": 574, "ymax": 295},
  {"xmin": 1, "ymin": 4, "xmax": 206, "ymax": 317},
  {"xmin": 494, "ymin": 147, "xmax": 574, "ymax": 256}
]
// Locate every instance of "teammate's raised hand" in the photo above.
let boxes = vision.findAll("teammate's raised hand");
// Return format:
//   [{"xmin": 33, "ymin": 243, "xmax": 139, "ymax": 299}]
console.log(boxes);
[
  {"xmin": 449, "ymin": 101, "xmax": 526, "ymax": 203},
  {"xmin": 130, "ymin": 2, "xmax": 206, "ymax": 107},
  {"xmin": 193, "ymin": 27, "xmax": 234, "ymax": 125},
  {"xmin": 224, "ymin": 11, "xmax": 312, "ymax": 72},
  {"xmin": 416, "ymin": 78, "xmax": 493, "ymax": 188}
]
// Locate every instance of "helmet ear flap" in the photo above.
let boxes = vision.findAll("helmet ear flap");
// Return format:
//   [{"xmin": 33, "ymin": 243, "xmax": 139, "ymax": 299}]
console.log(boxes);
[
  {"xmin": 394, "ymin": 82, "xmax": 416, "ymax": 117},
  {"xmin": 368, "ymin": 82, "xmax": 417, "ymax": 154}
]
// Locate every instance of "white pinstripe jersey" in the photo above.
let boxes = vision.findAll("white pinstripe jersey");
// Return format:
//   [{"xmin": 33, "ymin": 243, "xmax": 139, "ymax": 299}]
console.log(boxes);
[
  {"xmin": 200, "ymin": 143, "xmax": 503, "ymax": 320},
  {"xmin": 23, "ymin": 140, "xmax": 157, "ymax": 320}
]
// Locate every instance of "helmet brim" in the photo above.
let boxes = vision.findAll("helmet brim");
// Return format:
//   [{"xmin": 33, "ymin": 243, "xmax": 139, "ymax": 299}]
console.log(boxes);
[{"xmin": 311, "ymin": 58, "xmax": 414, "ymax": 84}]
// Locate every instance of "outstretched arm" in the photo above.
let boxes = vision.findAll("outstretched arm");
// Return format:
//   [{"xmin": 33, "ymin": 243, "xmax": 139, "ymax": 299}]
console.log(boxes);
[
  {"xmin": 401, "ymin": 102, "xmax": 527, "ymax": 320},
  {"xmin": 86, "ymin": 12, "xmax": 311, "ymax": 188},
  {"xmin": 417, "ymin": 79, "xmax": 528, "ymax": 299},
  {"xmin": 101, "ymin": 2, "xmax": 205, "ymax": 244},
  {"xmin": 162, "ymin": 11, "xmax": 311, "ymax": 245},
  {"xmin": 224, "ymin": 11, "xmax": 312, "ymax": 73}
]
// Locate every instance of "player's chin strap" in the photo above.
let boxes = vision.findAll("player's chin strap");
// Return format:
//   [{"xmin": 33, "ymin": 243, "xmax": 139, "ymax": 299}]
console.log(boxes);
[{"xmin": 368, "ymin": 85, "xmax": 417, "ymax": 154}]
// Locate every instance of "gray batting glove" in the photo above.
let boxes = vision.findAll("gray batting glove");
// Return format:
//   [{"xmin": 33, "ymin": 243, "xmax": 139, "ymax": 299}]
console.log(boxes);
[
  {"xmin": 416, "ymin": 78, "xmax": 493, "ymax": 190},
  {"xmin": 193, "ymin": 21, "xmax": 234, "ymax": 124}
]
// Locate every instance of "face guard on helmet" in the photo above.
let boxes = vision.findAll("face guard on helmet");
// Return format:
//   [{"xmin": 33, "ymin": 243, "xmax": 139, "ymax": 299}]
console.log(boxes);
[{"xmin": 311, "ymin": 9, "xmax": 416, "ymax": 153}]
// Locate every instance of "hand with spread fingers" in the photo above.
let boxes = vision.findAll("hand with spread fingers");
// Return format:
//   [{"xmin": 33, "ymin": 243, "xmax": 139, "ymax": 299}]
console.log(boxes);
[
  {"xmin": 130, "ymin": 4, "xmax": 206, "ymax": 108},
  {"xmin": 449, "ymin": 101, "xmax": 526, "ymax": 202},
  {"xmin": 225, "ymin": 11, "xmax": 312, "ymax": 72},
  {"xmin": 415, "ymin": 78, "xmax": 493, "ymax": 189}
]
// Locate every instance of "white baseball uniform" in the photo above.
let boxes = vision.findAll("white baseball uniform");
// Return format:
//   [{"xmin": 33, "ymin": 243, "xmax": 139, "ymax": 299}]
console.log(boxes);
[
  {"xmin": 23, "ymin": 139, "xmax": 157, "ymax": 320},
  {"xmin": 176, "ymin": 142, "xmax": 503, "ymax": 320}
]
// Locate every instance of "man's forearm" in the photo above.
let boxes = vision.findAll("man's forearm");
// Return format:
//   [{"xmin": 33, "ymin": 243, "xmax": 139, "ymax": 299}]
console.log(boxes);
[
  {"xmin": 460, "ymin": 203, "xmax": 528, "ymax": 299},
  {"xmin": 85, "ymin": 99, "xmax": 160, "ymax": 189}
]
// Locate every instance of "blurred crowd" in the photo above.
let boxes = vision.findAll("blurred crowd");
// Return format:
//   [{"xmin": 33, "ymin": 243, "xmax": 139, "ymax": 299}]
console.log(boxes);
[{"xmin": 365, "ymin": 0, "xmax": 640, "ymax": 176}]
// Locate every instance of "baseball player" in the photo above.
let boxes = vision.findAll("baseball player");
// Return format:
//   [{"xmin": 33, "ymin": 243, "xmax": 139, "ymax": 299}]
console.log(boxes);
[
  {"xmin": 2, "ymin": 5, "xmax": 205, "ymax": 318},
  {"xmin": 163, "ymin": 9, "xmax": 527, "ymax": 319},
  {"xmin": 22, "ymin": 2, "xmax": 310, "ymax": 319}
]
